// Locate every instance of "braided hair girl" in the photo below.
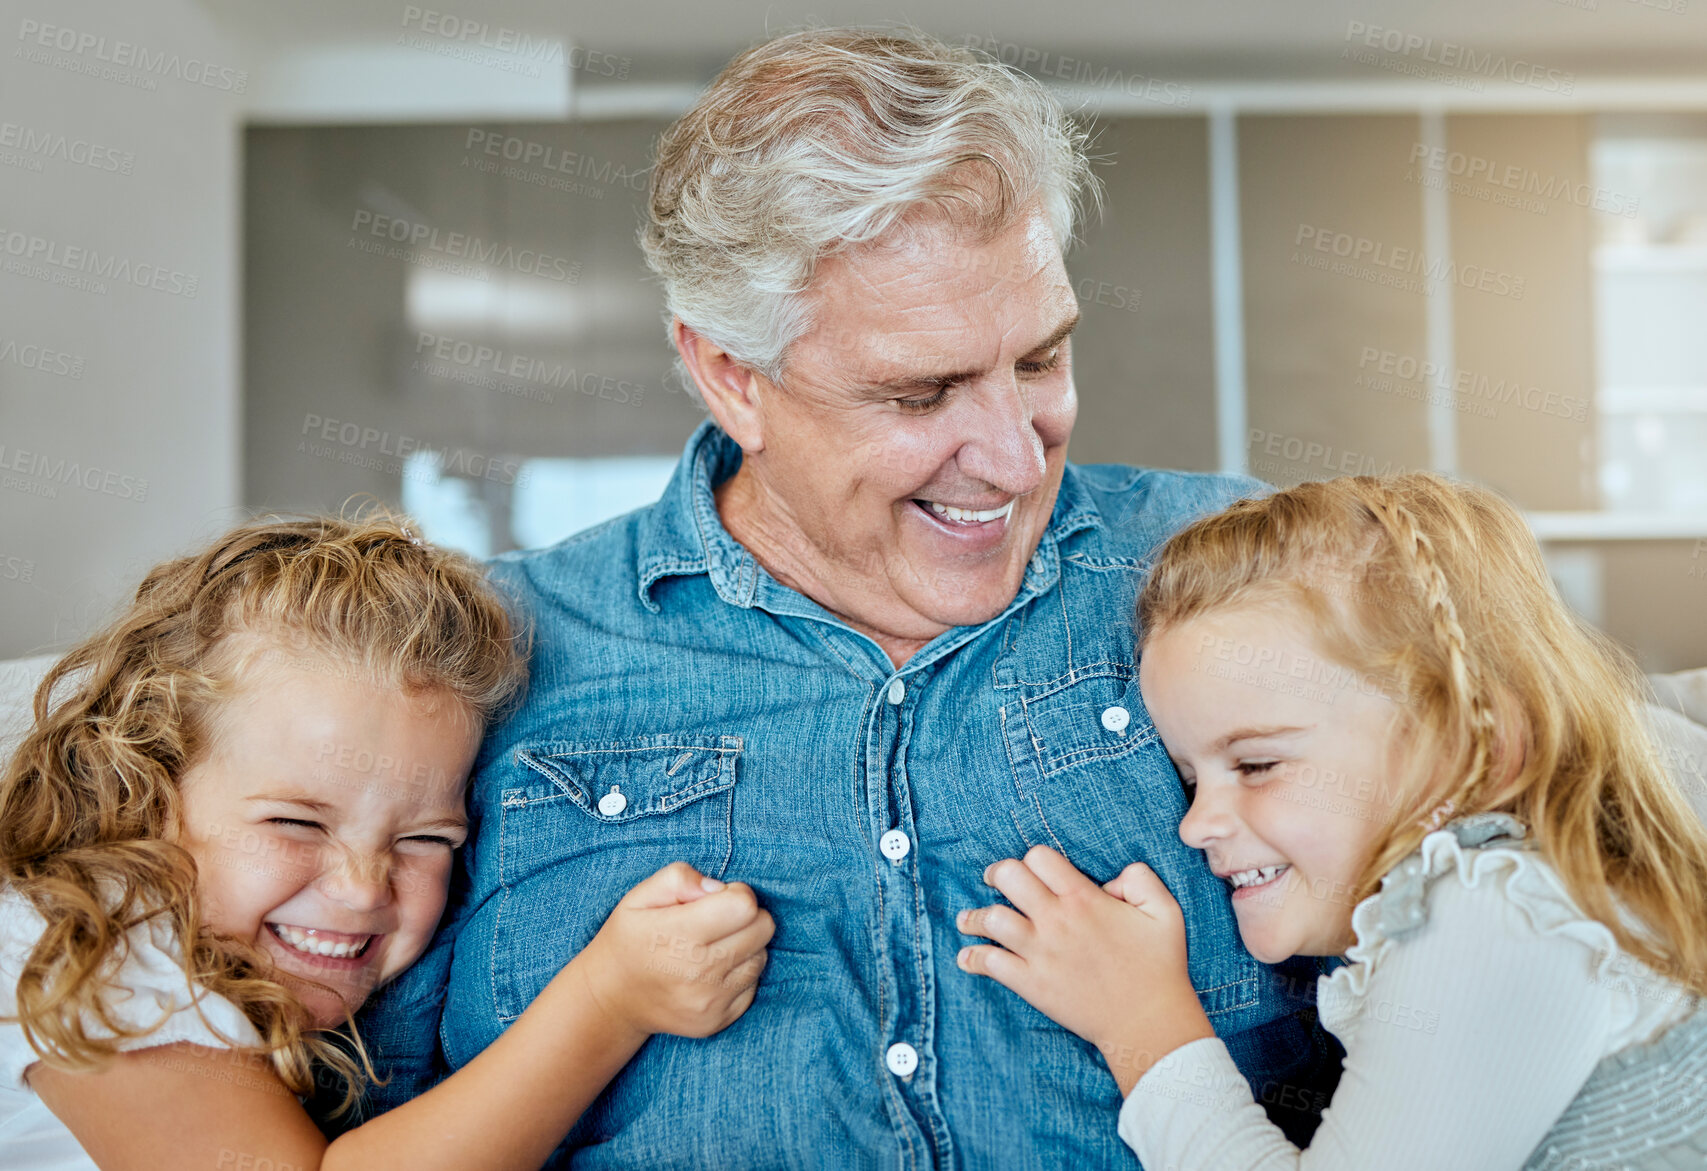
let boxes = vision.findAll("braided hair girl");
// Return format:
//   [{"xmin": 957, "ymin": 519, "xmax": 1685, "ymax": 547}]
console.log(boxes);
[{"xmin": 956, "ymin": 472, "xmax": 1707, "ymax": 1170}]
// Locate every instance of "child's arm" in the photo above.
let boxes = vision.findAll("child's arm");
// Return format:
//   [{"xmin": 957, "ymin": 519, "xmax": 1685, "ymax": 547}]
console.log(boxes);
[
  {"xmin": 955, "ymin": 844, "xmax": 1213, "ymax": 1092},
  {"xmin": 958, "ymin": 846, "xmax": 1619, "ymax": 1170},
  {"xmin": 30, "ymin": 861, "xmax": 772, "ymax": 1171}
]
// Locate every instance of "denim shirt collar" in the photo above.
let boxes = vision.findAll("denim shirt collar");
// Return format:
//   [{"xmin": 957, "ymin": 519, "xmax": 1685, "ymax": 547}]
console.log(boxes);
[{"xmin": 637, "ymin": 419, "xmax": 1103, "ymax": 624}]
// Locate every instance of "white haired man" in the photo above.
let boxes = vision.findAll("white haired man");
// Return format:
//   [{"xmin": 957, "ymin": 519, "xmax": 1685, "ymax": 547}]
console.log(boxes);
[{"xmin": 353, "ymin": 28, "xmax": 1342, "ymax": 1168}]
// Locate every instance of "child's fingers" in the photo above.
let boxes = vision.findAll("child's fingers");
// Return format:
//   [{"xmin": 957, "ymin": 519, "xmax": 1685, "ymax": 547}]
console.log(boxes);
[
  {"xmin": 717, "ymin": 980, "xmax": 759, "ymax": 1030},
  {"xmin": 663, "ymin": 880, "xmax": 765, "ymax": 939},
  {"xmin": 955, "ymin": 902, "xmax": 1033, "ymax": 954},
  {"xmin": 981, "ymin": 855, "xmax": 1057, "ymax": 920},
  {"xmin": 955, "ymin": 942, "xmax": 1026, "ymax": 989},
  {"xmin": 708, "ymin": 909, "xmax": 774, "ymax": 967},
  {"xmin": 620, "ymin": 860, "xmax": 719, "ymax": 909},
  {"xmin": 1109, "ymin": 862, "xmax": 1178, "ymax": 915},
  {"xmin": 1020, "ymin": 844, "xmax": 1100, "ymax": 897},
  {"xmin": 721, "ymin": 947, "xmax": 768, "ymax": 995}
]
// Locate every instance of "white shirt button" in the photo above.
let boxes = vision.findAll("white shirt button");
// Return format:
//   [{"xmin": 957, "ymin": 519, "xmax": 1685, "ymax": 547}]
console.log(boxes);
[
  {"xmin": 887, "ymin": 678, "xmax": 905, "ymax": 705},
  {"xmin": 1101, "ymin": 705, "xmax": 1131, "ymax": 733},
  {"xmin": 885, "ymin": 1042, "xmax": 918, "ymax": 1077},
  {"xmin": 879, "ymin": 829, "xmax": 911, "ymax": 864},
  {"xmin": 597, "ymin": 786, "xmax": 628, "ymax": 816}
]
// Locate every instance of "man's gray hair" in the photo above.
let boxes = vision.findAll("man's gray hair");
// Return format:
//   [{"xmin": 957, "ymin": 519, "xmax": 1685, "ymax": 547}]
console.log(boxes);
[{"xmin": 640, "ymin": 27, "xmax": 1098, "ymax": 394}]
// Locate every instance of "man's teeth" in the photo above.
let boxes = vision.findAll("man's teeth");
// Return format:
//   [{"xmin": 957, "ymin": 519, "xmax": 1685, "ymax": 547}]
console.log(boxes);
[
  {"xmin": 924, "ymin": 499, "xmax": 1015, "ymax": 524},
  {"xmin": 269, "ymin": 923, "xmax": 372, "ymax": 959},
  {"xmin": 1228, "ymin": 865, "xmax": 1290, "ymax": 890}
]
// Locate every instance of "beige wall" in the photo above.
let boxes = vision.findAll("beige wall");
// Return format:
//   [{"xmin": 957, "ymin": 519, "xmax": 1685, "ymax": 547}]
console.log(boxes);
[
  {"xmin": 1238, "ymin": 114, "xmax": 1432, "ymax": 486},
  {"xmin": 0, "ymin": 0, "xmax": 245, "ymax": 660},
  {"xmin": 1447, "ymin": 114, "xmax": 1598, "ymax": 511},
  {"xmin": 1067, "ymin": 117, "xmax": 1217, "ymax": 471}
]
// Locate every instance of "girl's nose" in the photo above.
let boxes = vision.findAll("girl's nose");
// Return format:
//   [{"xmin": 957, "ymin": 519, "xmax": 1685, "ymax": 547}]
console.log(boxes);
[
  {"xmin": 1178, "ymin": 785, "xmax": 1233, "ymax": 851},
  {"xmin": 316, "ymin": 851, "xmax": 395, "ymax": 912}
]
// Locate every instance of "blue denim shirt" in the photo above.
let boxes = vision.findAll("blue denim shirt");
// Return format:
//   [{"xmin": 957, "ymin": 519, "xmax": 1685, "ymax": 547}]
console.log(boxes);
[{"xmin": 351, "ymin": 419, "xmax": 1342, "ymax": 1168}]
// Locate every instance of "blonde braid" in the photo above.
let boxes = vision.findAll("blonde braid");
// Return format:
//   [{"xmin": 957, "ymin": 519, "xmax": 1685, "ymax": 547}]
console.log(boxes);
[{"xmin": 1368, "ymin": 495, "xmax": 1499, "ymax": 823}]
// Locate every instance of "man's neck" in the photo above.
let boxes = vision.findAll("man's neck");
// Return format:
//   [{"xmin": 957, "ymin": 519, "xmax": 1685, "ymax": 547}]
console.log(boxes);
[{"xmin": 713, "ymin": 467, "xmax": 936, "ymax": 670}]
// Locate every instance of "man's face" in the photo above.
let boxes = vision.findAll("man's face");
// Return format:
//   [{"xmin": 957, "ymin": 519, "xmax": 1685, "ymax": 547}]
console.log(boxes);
[{"xmin": 737, "ymin": 202, "xmax": 1080, "ymax": 643}]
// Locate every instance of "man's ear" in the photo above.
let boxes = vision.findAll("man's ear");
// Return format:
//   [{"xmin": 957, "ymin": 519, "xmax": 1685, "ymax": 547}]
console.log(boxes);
[{"xmin": 672, "ymin": 319, "xmax": 771, "ymax": 453}]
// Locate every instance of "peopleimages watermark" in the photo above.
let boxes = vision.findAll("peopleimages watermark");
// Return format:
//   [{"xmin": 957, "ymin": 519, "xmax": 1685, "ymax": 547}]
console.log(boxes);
[
  {"xmin": 0, "ymin": 442, "xmax": 149, "ymax": 502},
  {"xmin": 1553, "ymin": 0, "xmax": 1690, "ymax": 14},
  {"xmin": 1356, "ymin": 347, "xmax": 1588, "ymax": 423},
  {"xmin": 398, "ymin": 6, "xmax": 631, "ymax": 79},
  {"xmin": 0, "ymin": 552, "xmax": 35, "ymax": 585},
  {"xmin": 1194, "ymin": 631, "xmax": 1411, "ymax": 705},
  {"xmin": 14, "ymin": 18, "xmax": 248, "ymax": 93},
  {"xmin": 348, "ymin": 209, "xmax": 579, "ymax": 284},
  {"xmin": 0, "ymin": 335, "xmax": 85, "ymax": 380},
  {"xmin": 1407, "ymin": 144, "xmax": 1639, "ymax": 218},
  {"xmin": 0, "ymin": 121, "xmax": 135, "ymax": 176},
  {"xmin": 0, "ymin": 228, "xmax": 198, "ymax": 297},
  {"xmin": 412, "ymin": 331, "xmax": 648, "ymax": 406},
  {"xmin": 462, "ymin": 129, "xmax": 648, "ymax": 200},
  {"xmin": 961, "ymin": 33, "xmax": 1191, "ymax": 107},
  {"xmin": 0, "ymin": 228, "xmax": 197, "ymax": 297},
  {"xmin": 1293, "ymin": 224, "xmax": 1526, "ymax": 300},
  {"xmin": 1342, "ymin": 21, "xmax": 1574, "ymax": 94},
  {"xmin": 1248, "ymin": 428, "xmax": 1420, "ymax": 480},
  {"xmin": 298, "ymin": 412, "xmax": 530, "ymax": 487}
]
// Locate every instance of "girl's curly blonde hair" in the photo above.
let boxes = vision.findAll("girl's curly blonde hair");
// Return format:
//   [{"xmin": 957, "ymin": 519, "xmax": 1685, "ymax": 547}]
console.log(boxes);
[
  {"xmin": 1139, "ymin": 473, "xmax": 1707, "ymax": 994},
  {"xmin": 0, "ymin": 508, "xmax": 529, "ymax": 1111}
]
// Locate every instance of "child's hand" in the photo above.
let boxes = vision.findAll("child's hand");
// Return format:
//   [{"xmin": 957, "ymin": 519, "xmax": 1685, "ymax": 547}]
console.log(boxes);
[
  {"xmin": 956, "ymin": 845, "xmax": 1213, "ymax": 1095},
  {"xmin": 573, "ymin": 862, "xmax": 773, "ymax": 1043}
]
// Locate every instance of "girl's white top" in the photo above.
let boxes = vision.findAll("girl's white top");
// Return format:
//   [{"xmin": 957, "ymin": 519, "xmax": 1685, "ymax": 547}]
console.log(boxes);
[
  {"xmin": 0, "ymin": 889, "xmax": 262, "ymax": 1170},
  {"xmin": 1119, "ymin": 824, "xmax": 1701, "ymax": 1170}
]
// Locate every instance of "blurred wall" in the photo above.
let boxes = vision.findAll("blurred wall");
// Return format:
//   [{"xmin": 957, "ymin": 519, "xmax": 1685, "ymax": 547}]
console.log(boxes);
[
  {"xmin": 0, "ymin": 0, "xmax": 246, "ymax": 659},
  {"xmin": 1066, "ymin": 117, "xmax": 1218, "ymax": 471}
]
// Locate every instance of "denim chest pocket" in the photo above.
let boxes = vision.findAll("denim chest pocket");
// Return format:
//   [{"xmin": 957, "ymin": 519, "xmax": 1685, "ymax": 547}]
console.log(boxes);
[
  {"xmin": 491, "ymin": 733, "xmax": 741, "ymax": 1022},
  {"xmin": 1013, "ymin": 665, "xmax": 1157, "ymax": 783}
]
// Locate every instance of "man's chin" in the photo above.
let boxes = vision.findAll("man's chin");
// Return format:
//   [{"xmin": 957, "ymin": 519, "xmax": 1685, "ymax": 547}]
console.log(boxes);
[{"xmin": 905, "ymin": 574, "xmax": 1026, "ymax": 631}]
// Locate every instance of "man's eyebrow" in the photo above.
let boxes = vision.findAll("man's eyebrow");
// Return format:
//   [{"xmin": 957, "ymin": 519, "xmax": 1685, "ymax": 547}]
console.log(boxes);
[
  {"xmin": 1210, "ymin": 725, "xmax": 1313, "ymax": 752},
  {"xmin": 1029, "ymin": 309, "xmax": 1081, "ymax": 358},
  {"xmin": 859, "ymin": 308, "xmax": 1082, "ymax": 398}
]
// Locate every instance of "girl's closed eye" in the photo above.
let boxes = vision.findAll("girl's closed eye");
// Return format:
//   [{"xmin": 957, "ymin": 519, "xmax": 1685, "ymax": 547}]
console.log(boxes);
[
  {"xmin": 400, "ymin": 834, "xmax": 461, "ymax": 850},
  {"xmin": 1234, "ymin": 760, "xmax": 1279, "ymax": 779},
  {"xmin": 268, "ymin": 817, "xmax": 324, "ymax": 830}
]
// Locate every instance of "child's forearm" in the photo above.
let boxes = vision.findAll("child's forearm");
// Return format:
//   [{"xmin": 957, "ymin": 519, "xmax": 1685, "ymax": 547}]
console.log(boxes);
[
  {"xmin": 323, "ymin": 955, "xmax": 648, "ymax": 1171},
  {"xmin": 1095, "ymin": 1001, "xmax": 1215, "ymax": 1098}
]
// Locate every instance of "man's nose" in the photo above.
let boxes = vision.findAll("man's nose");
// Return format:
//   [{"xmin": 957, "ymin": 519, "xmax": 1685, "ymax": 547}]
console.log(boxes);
[{"xmin": 958, "ymin": 376, "xmax": 1047, "ymax": 497}]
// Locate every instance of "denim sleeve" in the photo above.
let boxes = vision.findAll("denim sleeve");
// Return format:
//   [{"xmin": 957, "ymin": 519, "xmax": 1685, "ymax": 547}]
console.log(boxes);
[
  {"xmin": 1218, "ymin": 954, "xmax": 1347, "ymax": 1148},
  {"xmin": 311, "ymin": 857, "xmax": 472, "ymax": 1133}
]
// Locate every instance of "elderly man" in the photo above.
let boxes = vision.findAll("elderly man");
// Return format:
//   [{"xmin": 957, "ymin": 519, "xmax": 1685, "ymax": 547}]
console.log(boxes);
[{"xmin": 354, "ymin": 28, "xmax": 1341, "ymax": 1168}]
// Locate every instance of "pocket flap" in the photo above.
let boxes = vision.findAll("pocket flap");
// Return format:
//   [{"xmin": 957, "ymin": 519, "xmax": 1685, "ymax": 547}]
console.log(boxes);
[{"xmin": 513, "ymin": 734, "xmax": 741, "ymax": 823}]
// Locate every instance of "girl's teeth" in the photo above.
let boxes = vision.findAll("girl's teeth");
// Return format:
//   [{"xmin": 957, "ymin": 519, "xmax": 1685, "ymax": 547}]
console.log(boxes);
[
  {"xmin": 926, "ymin": 500, "xmax": 1014, "ymax": 524},
  {"xmin": 1229, "ymin": 865, "xmax": 1290, "ymax": 889},
  {"xmin": 270, "ymin": 923, "xmax": 372, "ymax": 959}
]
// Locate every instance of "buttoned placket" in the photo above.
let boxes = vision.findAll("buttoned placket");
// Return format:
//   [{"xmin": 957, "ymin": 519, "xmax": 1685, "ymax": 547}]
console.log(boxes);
[
  {"xmin": 736, "ymin": 547, "xmax": 1069, "ymax": 1169},
  {"xmin": 864, "ymin": 658, "xmax": 948, "ymax": 1167}
]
